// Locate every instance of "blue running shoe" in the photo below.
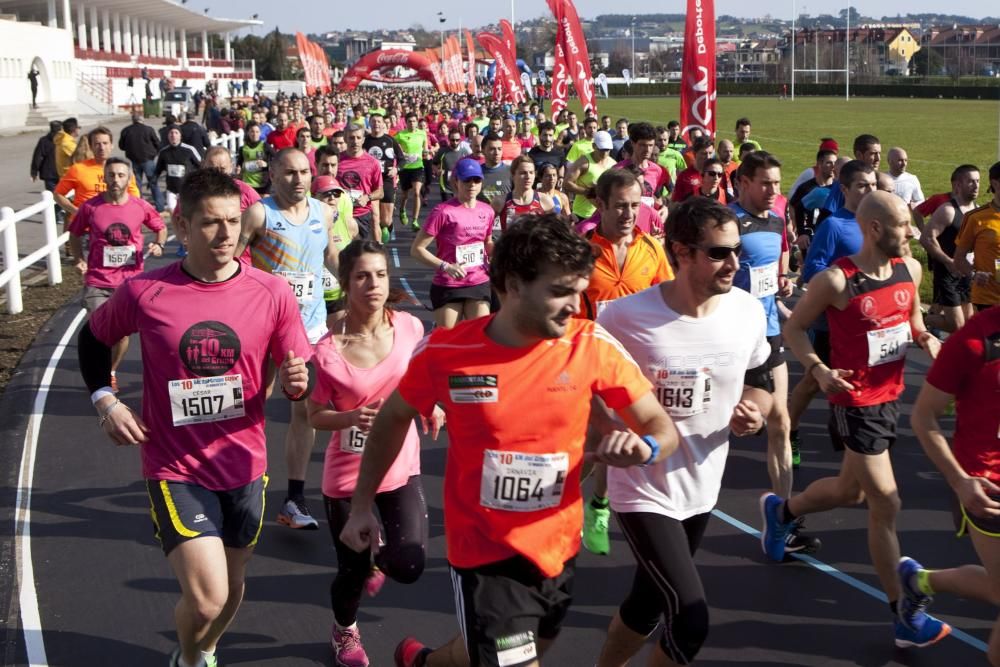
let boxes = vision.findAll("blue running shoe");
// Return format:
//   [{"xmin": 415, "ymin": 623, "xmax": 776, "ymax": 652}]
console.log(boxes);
[
  {"xmin": 898, "ymin": 556, "xmax": 932, "ymax": 629},
  {"xmin": 894, "ymin": 612, "xmax": 951, "ymax": 648},
  {"xmin": 759, "ymin": 492, "xmax": 793, "ymax": 562}
]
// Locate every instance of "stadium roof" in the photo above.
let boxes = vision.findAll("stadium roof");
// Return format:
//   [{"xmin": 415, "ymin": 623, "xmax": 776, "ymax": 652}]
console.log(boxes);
[{"xmin": 5, "ymin": 0, "xmax": 261, "ymax": 32}]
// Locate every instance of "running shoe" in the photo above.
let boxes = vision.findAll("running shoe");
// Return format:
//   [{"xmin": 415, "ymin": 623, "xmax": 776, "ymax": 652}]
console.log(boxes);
[
  {"xmin": 380, "ymin": 226, "xmax": 391, "ymax": 244},
  {"xmin": 364, "ymin": 565, "xmax": 386, "ymax": 597},
  {"xmin": 790, "ymin": 432, "xmax": 802, "ymax": 469},
  {"xmin": 331, "ymin": 624, "xmax": 369, "ymax": 667},
  {"xmin": 276, "ymin": 498, "xmax": 319, "ymax": 530},
  {"xmin": 394, "ymin": 637, "xmax": 431, "ymax": 667},
  {"xmin": 893, "ymin": 613, "xmax": 951, "ymax": 648},
  {"xmin": 582, "ymin": 502, "xmax": 611, "ymax": 555},
  {"xmin": 759, "ymin": 492, "xmax": 793, "ymax": 562},
  {"xmin": 399, "ymin": 210, "xmax": 409, "ymax": 228},
  {"xmin": 784, "ymin": 516, "xmax": 821, "ymax": 555},
  {"xmin": 898, "ymin": 556, "xmax": 932, "ymax": 629},
  {"xmin": 203, "ymin": 654, "xmax": 217, "ymax": 667}
]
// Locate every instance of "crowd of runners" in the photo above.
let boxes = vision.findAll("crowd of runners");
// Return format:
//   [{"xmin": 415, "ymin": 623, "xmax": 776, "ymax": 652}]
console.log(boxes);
[{"xmin": 29, "ymin": 86, "xmax": 1000, "ymax": 667}]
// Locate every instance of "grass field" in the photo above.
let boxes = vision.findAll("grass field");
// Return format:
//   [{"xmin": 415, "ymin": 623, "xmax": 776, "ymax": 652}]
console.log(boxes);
[
  {"xmin": 566, "ymin": 96, "xmax": 1000, "ymax": 198},
  {"xmin": 565, "ymin": 95, "xmax": 1000, "ymax": 302}
]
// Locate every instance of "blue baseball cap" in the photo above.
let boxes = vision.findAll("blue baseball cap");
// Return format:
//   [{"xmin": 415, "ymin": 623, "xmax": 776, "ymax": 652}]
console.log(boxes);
[{"xmin": 455, "ymin": 158, "xmax": 484, "ymax": 181}]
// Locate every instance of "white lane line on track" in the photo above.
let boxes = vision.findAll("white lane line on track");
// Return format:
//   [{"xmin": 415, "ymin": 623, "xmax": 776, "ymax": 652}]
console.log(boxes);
[
  {"xmin": 391, "ymin": 247, "xmax": 401, "ymax": 268},
  {"xmin": 711, "ymin": 508, "xmax": 989, "ymax": 653},
  {"xmin": 17, "ymin": 307, "xmax": 87, "ymax": 667},
  {"xmin": 15, "ymin": 234, "xmax": 174, "ymax": 666}
]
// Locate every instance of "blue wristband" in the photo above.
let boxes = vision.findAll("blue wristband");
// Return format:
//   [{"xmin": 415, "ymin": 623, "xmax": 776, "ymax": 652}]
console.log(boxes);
[{"xmin": 640, "ymin": 435, "xmax": 660, "ymax": 466}]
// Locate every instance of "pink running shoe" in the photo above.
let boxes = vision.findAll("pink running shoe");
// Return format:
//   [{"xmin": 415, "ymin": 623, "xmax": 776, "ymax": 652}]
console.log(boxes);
[
  {"xmin": 331, "ymin": 624, "xmax": 369, "ymax": 667},
  {"xmin": 364, "ymin": 566, "xmax": 386, "ymax": 597}
]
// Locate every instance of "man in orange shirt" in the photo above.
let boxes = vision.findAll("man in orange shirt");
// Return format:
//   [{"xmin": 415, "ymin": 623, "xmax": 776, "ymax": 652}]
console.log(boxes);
[
  {"xmin": 341, "ymin": 214, "xmax": 677, "ymax": 667},
  {"xmin": 54, "ymin": 126, "xmax": 140, "ymax": 222},
  {"xmin": 577, "ymin": 168, "xmax": 673, "ymax": 556}
]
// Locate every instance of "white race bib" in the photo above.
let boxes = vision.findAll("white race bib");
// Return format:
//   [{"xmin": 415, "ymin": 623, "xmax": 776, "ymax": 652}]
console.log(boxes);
[
  {"xmin": 652, "ymin": 367, "xmax": 710, "ymax": 418},
  {"xmin": 492, "ymin": 214, "xmax": 503, "ymax": 234},
  {"xmin": 166, "ymin": 164, "xmax": 186, "ymax": 178},
  {"xmin": 339, "ymin": 426, "xmax": 367, "ymax": 454},
  {"xmin": 168, "ymin": 375, "xmax": 245, "ymax": 426},
  {"xmin": 321, "ymin": 268, "xmax": 339, "ymax": 292},
  {"xmin": 455, "ymin": 241, "xmax": 485, "ymax": 269},
  {"xmin": 480, "ymin": 450, "xmax": 569, "ymax": 512},
  {"xmin": 750, "ymin": 261, "xmax": 779, "ymax": 298},
  {"xmin": 403, "ymin": 152, "xmax": 420, "ymax": 165},
  {"xmin": 275, "ymin": 270, "xmax": 315, "ymax": 304},
  {"xmin": 866, "ymin": 322, "xmax": 911, "ymax": 367},
  {"xmin": 103, "ymin": 245, "xmax": 136, "ymax": 268}
]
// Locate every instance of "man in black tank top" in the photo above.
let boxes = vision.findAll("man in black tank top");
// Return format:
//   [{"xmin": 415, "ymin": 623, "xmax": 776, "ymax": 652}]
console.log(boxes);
[{"xmin": 921, "ymin": 165, "xmax": 980, "ymax": 332}]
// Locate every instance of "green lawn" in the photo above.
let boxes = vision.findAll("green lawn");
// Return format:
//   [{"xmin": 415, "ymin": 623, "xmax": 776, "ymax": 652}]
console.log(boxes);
[{"xmin": 568, "ymin": 96, "xmax": 1000, "ymax": 197}]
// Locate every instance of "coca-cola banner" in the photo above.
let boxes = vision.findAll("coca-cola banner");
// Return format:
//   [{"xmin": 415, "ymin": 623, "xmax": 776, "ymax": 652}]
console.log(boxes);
[
  {"xmin": 679, "ymin": 0, "xmax": 717, "ymax": 138},
  {"xmin": 338, "ymin": 49, "xmax": 445, "ymax": 92},
  {"xmin": 477, "ymin": 32, "xmax": 526, "ymax": 104}
]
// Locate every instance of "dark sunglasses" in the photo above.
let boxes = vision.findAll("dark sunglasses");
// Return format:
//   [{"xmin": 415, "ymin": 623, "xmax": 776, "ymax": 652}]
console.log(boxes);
[
  {"xmin": 692, "ymin": 243, "xmax": 742, "ymax": 261},
  {"xmin": 703, "ymin": 171, "xmax": 724, "ymax": 177},
  {"xmin": 319, "ymin": 189, "xmax": 343, "ymax": 198},
  {"xmin": 460, "ymin": 177, "xmax": 484, "ymax": 184}
]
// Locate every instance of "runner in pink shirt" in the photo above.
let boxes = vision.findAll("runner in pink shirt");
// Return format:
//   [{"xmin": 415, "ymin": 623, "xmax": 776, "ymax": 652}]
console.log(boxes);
[
  {"xmin": 78, "ymin": 169, "xmax": 312, "ymax": 667},
  {"xmin": 68, "ymin": 157, "xmax": 167, "ymax": 391},
  {"xmin": 308, "ymin": 240, "xmax": 444, "ymax": 667},
  {"xmin": 338, "ymin": 124, "xmax": 385, "ymax": 240},
  {"xmin": 616, "ymin": 122, "xmax": 670, "ymax": 207},
  {"xmin": 411, "ymin": 158, "xmax": 495, "ymax": 328}
]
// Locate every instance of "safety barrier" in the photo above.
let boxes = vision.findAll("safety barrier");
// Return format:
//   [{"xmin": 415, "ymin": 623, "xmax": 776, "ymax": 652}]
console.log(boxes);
[{"xmin": 0, "ymin": 191, "xmax": 65, "ymax": 315}]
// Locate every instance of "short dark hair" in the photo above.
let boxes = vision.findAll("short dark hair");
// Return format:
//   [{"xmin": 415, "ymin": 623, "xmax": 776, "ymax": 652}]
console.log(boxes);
[
  {"xmin": 103, "ymin": 157, "xmax": 130, "ymax": 172},
  {"xmin": 667, "ymin": 120, "xmax": 680, "ymax": 130},
  {"xmin": 49, "ymin": 120, "xmax": 62, "ymax": 133},
  {"xmin": 405, "ymin": 111, "xmax": 418, "ymax": 121},
  {"xmin": 595, "ymin": 168, "xmax": 640, "ymax": 204},
  {"xmin": 701, "ymin": 157, "xmax": 723, "ymax": 173},
  {"xmin": 737, "ymin": 151, "xmax": 781, "ymax": 181},
  {"xmin": 628, "ymin": 121, "xmax": 656, "ymax": 143},
  {"xmin": 88, "ymin": 126, "xmax": 113, "ymax": 144},
  {"xmin": 489, "ymin": 213, "xmax": 594, "ymax": 294},
  {"xmin": 62, "ymin": 117, "xmax": 78, "ymax": 133},
  {"xmin": 666, "ymin": 198, "xmax": 738, "ymax": 265},
  {"xmin": 482, "ymin": 132, "xmax": 503, "ymax": 146},
  {"xmin": 583, "ymin": 116, "xmax": 599, "ymax": 126},
  {"xmin": 853, "ymin": 133, "xmax": 880, "ymax": 155},
  {"xmin": 816, "ymin": 149, "xmax": 837, "ymax": 163},
  {"xmin": 735, "ymin": 117, "xmax": 751, "ymax": 130},
  {"xmin": 951, "ymin": 164, "xmax": 979, "ymax": 183},
  {"xmin": 691, "ymin": 136, "xmax": 714, "ymax": 154},
  {"xmin": 315, "ymin": 143, "xmax": 339, "ymax": 160},
  {"xmin": 178, "ymin": 168, "xmax": 240, "ymax": 218},
  {"xmin": 738, "ymin": 142, "xmax": 757, "ymax": 157},
  {"xmin": 839, "ymin": 159, "xmax": 875, "ymax": 187},
  {"xmin": 537, "ymin": 121, "xmax": 556, "ymax": 133}
]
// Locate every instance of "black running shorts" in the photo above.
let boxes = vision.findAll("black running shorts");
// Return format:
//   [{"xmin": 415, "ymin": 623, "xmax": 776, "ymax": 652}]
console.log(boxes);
[
  {"xmin": 146, "ymin": 475, "xmax": 267, "ymax": 555},
  {"xmin": 450, "ymin": 555, "xmax": 575, "ymax": 667},
  {"xmin": 828, "ymin": 402, "xmax": 899, "ymax": 455}
]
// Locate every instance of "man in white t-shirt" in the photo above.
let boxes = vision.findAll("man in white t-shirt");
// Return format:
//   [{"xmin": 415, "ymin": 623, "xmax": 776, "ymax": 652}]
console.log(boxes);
[
  {"xmin": 593, "ymin": 197, "xmax": 774, "ymax": 667},
  {"xmin": 887, "ymin": 147, "xmax": 924, "ymax": 209}
]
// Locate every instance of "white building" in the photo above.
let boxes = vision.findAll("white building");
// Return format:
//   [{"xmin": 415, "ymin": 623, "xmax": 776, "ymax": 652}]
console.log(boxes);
[{"xmin": 0, "ymin": 0, "xmax": 260, "ymax": 127}]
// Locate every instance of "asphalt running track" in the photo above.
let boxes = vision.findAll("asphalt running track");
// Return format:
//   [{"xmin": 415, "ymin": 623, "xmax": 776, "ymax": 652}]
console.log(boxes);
[{"xmin": 1, "ymin": 207, "xmax": 996, "ymax": 667}]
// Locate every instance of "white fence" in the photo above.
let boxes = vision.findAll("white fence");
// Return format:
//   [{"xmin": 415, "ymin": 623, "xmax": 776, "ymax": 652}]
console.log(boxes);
[
  {"xmin": 211, "ymin": 129, "xmax": 245, "ymax": 156},
  {"xmin": 0, "ymin": 191, "xmax": 65, "ymax": 315}
]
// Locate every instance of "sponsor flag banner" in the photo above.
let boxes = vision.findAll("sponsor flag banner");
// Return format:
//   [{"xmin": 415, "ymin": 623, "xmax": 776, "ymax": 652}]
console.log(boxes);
[
  {"xmin": 596, "ymin": 72, "xmax": 608, "ymax": 98},
  {"xmin": 500, "ymin": 19, "xmax": 516, "ymax": 64},
  {"xmin": 546, "ymin": 0, "xmax": 569, "ymax": 115},
  {"xmin": 622, "ymin": 68, "xmax": 632, "ymax": 86},
  {"xmin": 465, "ymin": 29, "xmax": 478, "ymax": 95},
  {"xmin": 554, "ymin": 0, "xmax": 597, "ymax": 114},
  {"xmin": 679, "ymin": 0, "xmax": 717, "ymax": 138},
  {"xmin": 521, "ymin": 71, "xmax": 534, "ymax": 98},
  {"xmin": 477, "ymin": 32, "xmax": 526, "ymax": 104}
]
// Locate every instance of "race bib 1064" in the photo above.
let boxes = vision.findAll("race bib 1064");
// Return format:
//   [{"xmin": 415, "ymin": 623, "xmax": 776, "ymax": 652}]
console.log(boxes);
[
  {"xmin": 866, "ymin": 322, "xmax": 911, "ymax": 367},
  {"xmin": 168, "ymin": 375, "xmax": 245, "ymax": 426},
  {"xmin": 480, "ymin": 450, "xmax": 568, "ymax": 512}
]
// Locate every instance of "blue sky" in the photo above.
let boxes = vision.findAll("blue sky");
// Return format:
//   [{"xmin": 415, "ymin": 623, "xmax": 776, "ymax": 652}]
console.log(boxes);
[{"xmin": 218, "ymin": 0, "xmax": 994, "ymax": 35}]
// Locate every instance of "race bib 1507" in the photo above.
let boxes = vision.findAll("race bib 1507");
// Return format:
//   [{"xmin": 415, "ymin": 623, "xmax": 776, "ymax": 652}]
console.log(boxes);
[{"xmin": 168, "ymin": 374, "xmax": 245, "ymax": 426}]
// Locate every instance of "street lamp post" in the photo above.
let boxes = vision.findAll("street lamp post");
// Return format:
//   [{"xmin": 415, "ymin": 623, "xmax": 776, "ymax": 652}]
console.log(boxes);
[{"xmin": 631, "ymin": 16, "xmax": 636, "ymax": 77}]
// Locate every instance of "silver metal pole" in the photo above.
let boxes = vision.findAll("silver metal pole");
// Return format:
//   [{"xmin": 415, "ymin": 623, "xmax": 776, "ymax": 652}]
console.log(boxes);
[
  {"xmin": 845, "ymin": 4, "xmax": 850, "ymax": 100},
  {"xmin": 791, "ymin": 0, "xmax": 795, "ymax": 100}
]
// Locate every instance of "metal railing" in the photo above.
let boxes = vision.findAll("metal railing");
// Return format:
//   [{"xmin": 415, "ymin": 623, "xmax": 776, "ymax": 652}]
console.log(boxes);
[
  {"xmin": 0, "ymin": 192, "xmax": 65, "ymax": 315},
  {"xmin": 210, "ymin": 128, "xmax": 245, "ymax": 157}
]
